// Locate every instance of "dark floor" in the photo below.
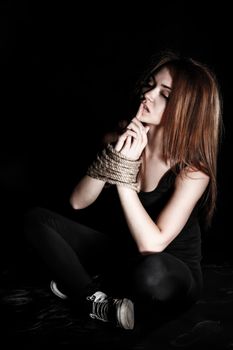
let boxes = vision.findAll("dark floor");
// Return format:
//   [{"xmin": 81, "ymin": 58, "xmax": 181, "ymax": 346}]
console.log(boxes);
[{"xmin": 1, "ymin": 260, "xmax": 233, "ymax": 349}]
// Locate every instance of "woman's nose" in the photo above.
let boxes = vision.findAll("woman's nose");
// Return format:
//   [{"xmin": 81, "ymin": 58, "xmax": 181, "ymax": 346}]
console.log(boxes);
[
  {"xmin": 144, "ymin": 88, "xmax": 156, "ymax": 102},
  {"xmin": 144, "ymin": 92, "xmax": 154, "ymax": 103}
]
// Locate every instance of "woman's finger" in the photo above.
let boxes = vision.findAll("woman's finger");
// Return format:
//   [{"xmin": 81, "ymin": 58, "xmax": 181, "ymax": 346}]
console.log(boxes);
[
  {"xmin": 135, "ymin": 103, "xmax": 144, "ymax": 120},
  {"xmin": 127, "ymin": 120, "xmax": 143, "ymax": 137},
  {"xmin": 132, "ymin": 117, "xmax": 146, "ymax": 133},
  {"xmin": 124, "ymin": 135, "xmax": 132, "ymax": 152},
  {"xmin": 114, "ymin": 133, "xmax": 127, "ymax": 152},
  {"xmin": 126, "ymin": 129, "xmax": 138, "ymax": 138},
  {"xmin": 141, "ymin": 126, "xmax": 150, "ymax": 146}
]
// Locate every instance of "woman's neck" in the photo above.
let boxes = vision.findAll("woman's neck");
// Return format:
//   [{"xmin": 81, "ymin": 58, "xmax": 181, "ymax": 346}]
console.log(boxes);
[{"xmin": 145, "ymin": 125, "xmax": 164, "ymax": 161}]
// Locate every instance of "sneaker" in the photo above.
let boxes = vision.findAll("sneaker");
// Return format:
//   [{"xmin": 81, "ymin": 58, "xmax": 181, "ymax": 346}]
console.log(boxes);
[
  {"xmin": 86, "ymin": 291, "xmax": 134, "ymax": 330},
  {"xmin": 50, "ymin": 280, "xmax": 68, "ymax": 300}
]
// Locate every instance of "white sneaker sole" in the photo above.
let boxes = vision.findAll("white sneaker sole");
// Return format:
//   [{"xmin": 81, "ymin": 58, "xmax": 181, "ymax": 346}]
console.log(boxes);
[
  {"xmin": 117, "ymin": 298, "xmax": 134, "ymax": 330},
  {"xmin": 50, "ymin": 280, "xmax": 68, "ymax": 300}
]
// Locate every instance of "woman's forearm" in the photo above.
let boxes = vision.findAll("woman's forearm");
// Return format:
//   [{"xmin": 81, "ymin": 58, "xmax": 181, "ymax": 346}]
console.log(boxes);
[
  {"xmin": 70, "ymin": 175, "xmax": 106, "ymax": 209},
  {"xmin": 116, "ymin": 185, "xmax": 164, "ymax": 253}
]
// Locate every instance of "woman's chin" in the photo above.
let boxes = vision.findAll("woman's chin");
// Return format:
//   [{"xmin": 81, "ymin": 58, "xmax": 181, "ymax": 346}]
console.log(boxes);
[{"xmin": 138, "ymin": 114, "xmax": 148, "ymax": 122}]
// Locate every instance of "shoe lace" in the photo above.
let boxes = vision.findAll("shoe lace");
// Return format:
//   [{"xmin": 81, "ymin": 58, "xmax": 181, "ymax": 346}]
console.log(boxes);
[
  {"xmin": 89, "ymin": 298, "xmax": 111, "ymax": 322},
  {"xmin": 87, "ymin": 293, "xmax": 134, "ymax": 330}
]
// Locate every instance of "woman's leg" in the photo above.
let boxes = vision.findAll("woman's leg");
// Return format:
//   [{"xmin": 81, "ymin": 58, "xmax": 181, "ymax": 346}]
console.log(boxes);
[
  {"xmin": 129, "ymin": 252, "xmax": 203, "ymax": 323},
  {"xmin": 24, "ymin": 207, "xmax": 114, "ymax": 300}
]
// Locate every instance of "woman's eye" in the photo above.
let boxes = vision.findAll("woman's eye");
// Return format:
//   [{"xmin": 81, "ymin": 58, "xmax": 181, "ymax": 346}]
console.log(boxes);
[{"xmin": 161, "ymin": 93, "xmax": 169, "ymax": 100}]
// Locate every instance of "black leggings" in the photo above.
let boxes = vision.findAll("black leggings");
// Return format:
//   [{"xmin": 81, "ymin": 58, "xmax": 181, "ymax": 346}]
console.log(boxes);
[{"xmin": 24, "ymin": 207, "xmax": 203, "ymax": 320}]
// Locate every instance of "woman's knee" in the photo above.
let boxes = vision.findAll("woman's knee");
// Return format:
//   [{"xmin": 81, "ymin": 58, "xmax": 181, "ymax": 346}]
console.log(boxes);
[
  {"xmin": 25, "ymin": 206, "xmax": 46, "ymax": 222},
  {"xmin": 24, "ymin": 206, "xmax": 57, "ymax": 229},
  {"xmin": 132, "ymin": 252, "xmax": 193, "ymax": 302},
  {"xmin": 24, "ymin": 206, "xmax": 52, "ymax": 241}
]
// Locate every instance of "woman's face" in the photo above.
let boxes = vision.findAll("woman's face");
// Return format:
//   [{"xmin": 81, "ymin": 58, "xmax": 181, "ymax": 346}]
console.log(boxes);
[{"xmin": 138, "ymin": 66, "xmax": 172, "ymax": 126}]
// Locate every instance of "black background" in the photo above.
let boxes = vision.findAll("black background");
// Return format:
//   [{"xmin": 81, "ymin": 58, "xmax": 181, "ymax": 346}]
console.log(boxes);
[{"xmin": 0, "ymin": 2, "xmax": 232, "ymax": 270}]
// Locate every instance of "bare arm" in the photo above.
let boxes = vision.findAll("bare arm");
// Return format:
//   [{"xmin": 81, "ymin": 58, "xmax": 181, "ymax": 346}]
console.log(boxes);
[
  {"xmin": 70, "ymin": 115, "xmax": 145, "ymax": 211},
  {"xmin": 70, "ymin": 175, "xmax": 106, "ymax": 209},
  {"xmin": 117, "ymin": 170, "xmax": 209, "ymax": 253},
  {"xmin": 113, "ymin": 106, "xmax": 210, "ymax": 252}
]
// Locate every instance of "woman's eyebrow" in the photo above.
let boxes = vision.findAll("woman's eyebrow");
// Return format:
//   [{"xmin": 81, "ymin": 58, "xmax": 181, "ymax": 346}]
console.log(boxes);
[{"xmin": 161, "ymin": 84, "xmax": 172, "ymax": 90}]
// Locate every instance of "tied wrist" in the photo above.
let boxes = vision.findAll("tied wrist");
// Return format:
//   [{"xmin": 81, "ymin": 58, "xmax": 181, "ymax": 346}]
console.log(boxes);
[{"xmin": 86, "ymin": 143, "xmax": 142, "ymax": 192}]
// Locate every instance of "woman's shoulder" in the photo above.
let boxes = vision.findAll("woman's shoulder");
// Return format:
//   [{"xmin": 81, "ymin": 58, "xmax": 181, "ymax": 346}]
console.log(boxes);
[{"xmin": 174, "ymin": 166, "xmax": 210, "ymax": 191}]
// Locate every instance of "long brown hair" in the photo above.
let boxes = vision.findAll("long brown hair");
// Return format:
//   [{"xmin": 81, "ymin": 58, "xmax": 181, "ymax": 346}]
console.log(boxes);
[{"xmin": 138, "ymin": 51, "xmax": 223, "ymax": 226}]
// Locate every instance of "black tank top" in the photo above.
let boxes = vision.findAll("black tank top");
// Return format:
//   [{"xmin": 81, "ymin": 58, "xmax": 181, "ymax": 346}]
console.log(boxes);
[
  {"xmin": 89, "ymin": 167, "xmax": 203, "ymax": 271},
  {"xmin": 138, "ymin": 168, "xmax": 202, "ymax": 269}
]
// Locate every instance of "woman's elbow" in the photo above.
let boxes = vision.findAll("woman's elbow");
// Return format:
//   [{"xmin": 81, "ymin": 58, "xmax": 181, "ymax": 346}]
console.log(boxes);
[
  {"xmin": 69, "ymin": 196, "xmax": 91, "ymax": 210},
  {"xmin": 138, "ymin": 242, "xmax": 165, "ymax": 255},
  {"xmin": 69, "ymin": 196, "xmax": 82, "ymax": 210}
]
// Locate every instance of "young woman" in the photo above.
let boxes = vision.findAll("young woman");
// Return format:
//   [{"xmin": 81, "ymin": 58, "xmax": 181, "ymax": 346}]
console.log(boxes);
[{"xmin": 24, "ymin": 50, "xmax": 222, "ymax": 330}]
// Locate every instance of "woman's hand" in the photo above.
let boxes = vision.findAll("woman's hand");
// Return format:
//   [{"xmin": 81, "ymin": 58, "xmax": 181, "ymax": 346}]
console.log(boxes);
[{"xmin": 114, "ymin": 104, "xmax": 150, "ymax": 161}]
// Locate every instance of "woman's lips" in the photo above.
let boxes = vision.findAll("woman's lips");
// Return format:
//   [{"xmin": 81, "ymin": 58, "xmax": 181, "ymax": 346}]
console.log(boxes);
[{"xmin": 142, "ymin": 103, "xmax": 150, "ymax": 113}]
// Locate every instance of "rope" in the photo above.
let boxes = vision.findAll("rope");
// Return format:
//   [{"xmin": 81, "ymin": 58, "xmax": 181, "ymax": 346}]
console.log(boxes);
[{"xmin": 87, "ymin": 143, "xmax": 142, "ymax": 192}]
